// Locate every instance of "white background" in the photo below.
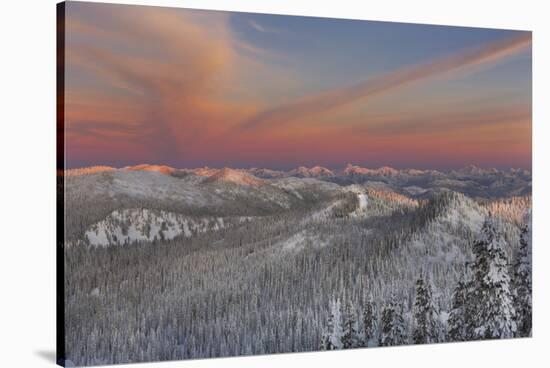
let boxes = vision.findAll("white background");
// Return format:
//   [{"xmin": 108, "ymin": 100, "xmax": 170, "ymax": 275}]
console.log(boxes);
[{"xmin": 0, "ymin": 0, "xmax": 548, "ymax": 367}]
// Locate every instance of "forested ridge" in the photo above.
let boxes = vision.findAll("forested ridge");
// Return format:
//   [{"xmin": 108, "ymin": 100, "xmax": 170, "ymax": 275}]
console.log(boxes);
[{"xmin": 62, "ymin": 168, "xmax": 531, "ymax": 366}]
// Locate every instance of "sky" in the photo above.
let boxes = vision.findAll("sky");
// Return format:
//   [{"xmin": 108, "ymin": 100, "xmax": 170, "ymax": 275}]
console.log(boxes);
[{"xmin": 63, "ymin": 2, "xmax": 532, "ymax": 170}]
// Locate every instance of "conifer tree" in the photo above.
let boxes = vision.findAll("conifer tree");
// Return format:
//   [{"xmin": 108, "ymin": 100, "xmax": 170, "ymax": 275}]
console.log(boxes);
[
  {"xmin": 341, "ymin": 299, "xmax": 359, "ymax": 349},
  {"xmin": 379, "ymin": 297, "xmax": 406, "ymax": 346},
  {"xmin": 412, "ymin": 275, "xmax": 439, "ymax": 344},
  {"xmin": 447, "ymin": 272, "xmax": 469, "ymax": 341},
  {"xmin": 512, "ymin": 214, "xmax": 532, "ymax": 337},
  {"xmin": 362, "ymin": 298, "xmax": 376, "ymax": 347},
  {"xmin": 466, "ymin": 216, "xmax": 516, "ymax": 339},
  {"xmin": 320, "ymin": 299, "xmax": 343, "ymax": 350}
]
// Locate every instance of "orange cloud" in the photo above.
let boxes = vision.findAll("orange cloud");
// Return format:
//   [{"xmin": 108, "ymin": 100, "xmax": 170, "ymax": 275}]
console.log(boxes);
[
  {"xmin": 237, "ymin": 33, "xmax": 531, "ymax": 132},
  {"xmin": 63, "ymin": 3, "xmax": 530, "ymax": 170},
  {"xmin": 65, "ymin": 4, "xmax": 259, "ymax": 164}
]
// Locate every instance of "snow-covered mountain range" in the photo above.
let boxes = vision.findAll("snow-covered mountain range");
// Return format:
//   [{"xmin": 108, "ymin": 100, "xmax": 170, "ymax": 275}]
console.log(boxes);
[
  {"xmin": 66, "ymin": 163, "xmax": 531, "ymax": 199},
  {"xmin": 63, "ymin": 163, "xmax": 530, "ymax": 247},
  {"xmin": 63, "ymin": 162, "xmax": 531, "ymax": 365}
]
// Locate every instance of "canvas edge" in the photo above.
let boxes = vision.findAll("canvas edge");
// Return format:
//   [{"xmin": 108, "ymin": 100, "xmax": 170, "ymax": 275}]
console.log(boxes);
[{"xmin": 56, "ymin": 2, "xmax": 67, "ymax": 367}]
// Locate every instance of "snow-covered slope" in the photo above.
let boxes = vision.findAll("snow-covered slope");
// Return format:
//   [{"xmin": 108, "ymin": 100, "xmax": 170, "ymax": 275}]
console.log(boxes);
[
  {"xmin": 343, "ymin": 185, "xmax": 368, "ymax": 218},
  {"xmin": 289, "ymin": 166, "xmax": 335, "ymax": 178},
  {"xmin": 85, "ymin": 209, "xmax": 249, "ymax": 247},
  {"xmin": 65, "ymin": 166, "xmax": 115, "ymax": 176},
  {"xmin": 247, "ymin": 168, "xmax": 287, "ymax": 179},
  {"xmin": 337, "ymin": 164, "xmax": 530, "ymax": 199},
  {"xmin": 124, "ymin": 164, "xmax": 177, "ymax": 175},
  {"xmin": 64, "ymin": 164, "xmax": 530, "ymax": 250},
  {"xmin": 407, "ymin": 192, "xmax": 487, "ymax": 269},
  {"xmin": 204, "ymin": 168, "xmax": 264, "ymax": 186},
  {"xmin": 65, "ymin": 164, "xmax": 531, "ymax": 200}
]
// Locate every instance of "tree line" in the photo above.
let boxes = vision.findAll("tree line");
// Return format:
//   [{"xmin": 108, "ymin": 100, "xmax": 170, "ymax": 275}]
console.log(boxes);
[{"xmin": 320, "ymin": 215, "xmax": 532, "ymax": 349}]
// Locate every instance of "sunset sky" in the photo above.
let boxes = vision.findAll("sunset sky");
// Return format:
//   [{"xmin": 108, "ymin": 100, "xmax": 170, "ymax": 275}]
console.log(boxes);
[{"xmin": 64, "ymin": 2, "xmax": 532, "ymax": 170}]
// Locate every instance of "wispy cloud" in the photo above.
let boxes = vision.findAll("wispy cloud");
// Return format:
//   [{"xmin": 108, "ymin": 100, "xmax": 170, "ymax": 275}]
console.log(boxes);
[
  {"xmin": 248, "ymin": 19, "xmax": 282, "ymax": 34},
  {"xmin": 66, "ymin": 3, "xmax": 246, "ymax": 163},
  {"xmin": 236, "ymin": 33, "xmax": 531, "ymax": 132},
  {"xmin": 357, "ymin": 106, "xmax": 531, "ymax": 136}
]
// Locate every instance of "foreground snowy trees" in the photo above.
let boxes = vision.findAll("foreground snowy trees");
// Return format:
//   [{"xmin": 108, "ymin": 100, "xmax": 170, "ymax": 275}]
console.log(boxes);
[
  {"xmin": 447, "ymin": 273, "xmax": 468, "ymax": 341},
  {"xmin": 412, "ymin": 275, "xmax": 440, "ymax": 344},
  {"xmin": 379, "ymin": 298, "xmax": 406, "ymax": 346},
  {"xmin": 466, "ymin": 217, "xmax": 517, "ymax": 339},
  {"xmin": 511, "ymin": 215, "xmax": 532, "ymax": 337},
  {"xmin": 362, "ymin": 298, "xmax": 376, "ymax": 346},
  {"xmin": 341, "ymin": 299, "xmax": 360, "ymax": 348},
  {"xmin": 320, "ymin": 299, "xmax": 343, "ymax": 350},
  {"xmin": 447, "ymin": 215, "xmax": 531, "ymax": 341},
  {"xmin": 63, "ymin": 186, "xmax": 531, "ymax": 364},
  {"xmin": 320, "ymin": 214, "xmax": 532, "ymax": 349}
]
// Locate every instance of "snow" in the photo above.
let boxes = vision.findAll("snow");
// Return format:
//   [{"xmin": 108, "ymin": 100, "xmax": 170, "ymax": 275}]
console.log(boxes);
[
  {"xmin": 441, "ymin": 195, "xmax": 485, "ymax": 231},
  {"xmin": 109, "ymin": 170, "xmax": 210, "ymax": 206},
  {"xmin": 65, "ymin": 166, "xmax": 115, "ymax": 176},
  {"xmin": 271, "ymin": 177, "xmax": 340, "ymax": 191},
  {"xmin": 64, "ymin": 164, "xmax": 532, "ymax": 361},
  {"xmin": 65, "ymin": 168, "xmax": 309, "ymax": 211},
  {"xmin": 85, "ymin": 209, "xmax": 250, "ymax": 247},
  {"xmin": 66, "ymin": 164, "xmax": 531, "ymax": 203},
  {"xmin": 124, "ymin": 164, "xmax": 176, "ymax": 175},
  {"xmin": 308, "ymin": 200, "xmax": 343, "ymax": 222},
  {"xmin": 347, "ymin": 189, "xmax": 368, "ymax": 218},
  {"xmin": 289, "ymin": 166, "xmax": 335, "ymax": 178},
  {"xmin": 439, "ymin": 311, "xmax": 450, "ymax": 325},
  {"xmin": 278, "ymin": 230, "xmax": 330, "ymax": 252},
  {"xmin": 204, "ymin": 168, "xmax": 264, "ymax": 186},
  {"xmin": 408, "ymin": 193, "xmax": 486, "ymax": 268},
  {"xmin": 329, "ymin": 299, "xmax": 343, "ymax": 349},
  {"xmin": 281, "ymin": 231, "xmax": 308, "ymax": 251},
  {"xmin": 343, "ymin": 164, "xmax": 398, "ymax": 177},
  {"xmin": 246, "ymin": 168, "xmax": 286, "ymax": 179},
  {"xmin": 358, "ymin": 193, "xmax": 368, "ymax": 211}
]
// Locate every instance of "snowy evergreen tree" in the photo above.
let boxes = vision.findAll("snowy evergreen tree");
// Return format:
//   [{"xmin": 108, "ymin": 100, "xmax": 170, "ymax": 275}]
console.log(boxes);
[
  {"xmin": 362, "ymin": 298, "xmax": 377, "ymax": 347},
  {"xmin": 447, "ymin": 273, "xmax": 469, "ymax": 341},
  {"xmin": 466, "ymin": 216, "xmax": 516, "ymax": 339},
  {"xmin": 412, "ymin": 275, "xmax": 439, "ymax": 344},
  {"xmin": 379, "ymin": 298, "xmax": 406, "ymax": 346},
  {"xmin": 341, "ymin": 299, "xmax": 359, "ymax": 349},
  {"xmin": 320, "ymin": 299, "xmax": 343, "ymax": 350},
  {"xmin": 512, "ymin": 213, "xmax": 532, "ymax": 337}
]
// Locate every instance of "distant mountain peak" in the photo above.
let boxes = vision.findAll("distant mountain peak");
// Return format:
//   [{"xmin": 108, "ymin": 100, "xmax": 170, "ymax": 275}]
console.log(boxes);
[
  {"xmin": 452, "ymin": 165, "xmax": 499, "ymax": 176},
  {"xmin": 289, "ymin": 166, "xmax": 334, "ymax": 178},
  {"xmin": 125, "ymin": 164, "xmax": 176, "ymax": 175},
  {"xmin": 247, "ymin": 168, "xmax": 286, "ymax": 179},
  {"xmin": 205, "ymin": 167, "xmax": 264, "ymax": 186},
  {"xmin": 65, "ymin": 166, "xmax": 115, "ymax": 176},
  {"xmin": 343, "ymin": 164, "xmax": 398, "ymax": 176},
  {"xmin": 344, "ymin": 163, "xmax": 363, "ymax": 172},
  {"xmin": 377, "ymin": 166, "xmax": 399, "ymax": 175}
]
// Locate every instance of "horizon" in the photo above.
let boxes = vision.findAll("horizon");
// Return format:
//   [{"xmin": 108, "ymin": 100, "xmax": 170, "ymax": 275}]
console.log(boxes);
[
  {"xmin": 64, "ymin": 2, "xmax": 532, "ymax": 171},
  {"xmin": 64, "ymin": 162, "xmax": 531, "ymax": 173}
]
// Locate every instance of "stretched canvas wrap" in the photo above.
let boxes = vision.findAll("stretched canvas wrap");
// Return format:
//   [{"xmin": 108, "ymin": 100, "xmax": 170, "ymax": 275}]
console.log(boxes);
[{"xmin": 57, "ymin": 1, "xmax": 533, "ymax": 366}]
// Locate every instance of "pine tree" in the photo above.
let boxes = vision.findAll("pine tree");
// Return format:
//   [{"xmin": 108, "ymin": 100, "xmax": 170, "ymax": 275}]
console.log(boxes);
[
  {"xmin": 341, "ymin": 299, "xmax": 359, "ymax": 349},
  {"xmin": 466, "ymin": 216, "xmax": 516, "ymax": 339},
  {"xmin": 512, "ymin": 213, "xmax": 532, "ymax": 337},
  {"xmin": 320, "ymin": 298, "xmax": 343, "ymax": 350},
  {"xmin": 447, "ymin": 272, "xmax": 469, "ymax": 341},
  {"xmin": 362, "ymin": 298, "xmax": 376, "ymax": 347},
  {"xmin": 379, "ymin": 298, "xmax": 406, "ymax": 346},
  {"xmin": 412, "ymin": 275, "xmax": 439, "ymax": 344}
]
